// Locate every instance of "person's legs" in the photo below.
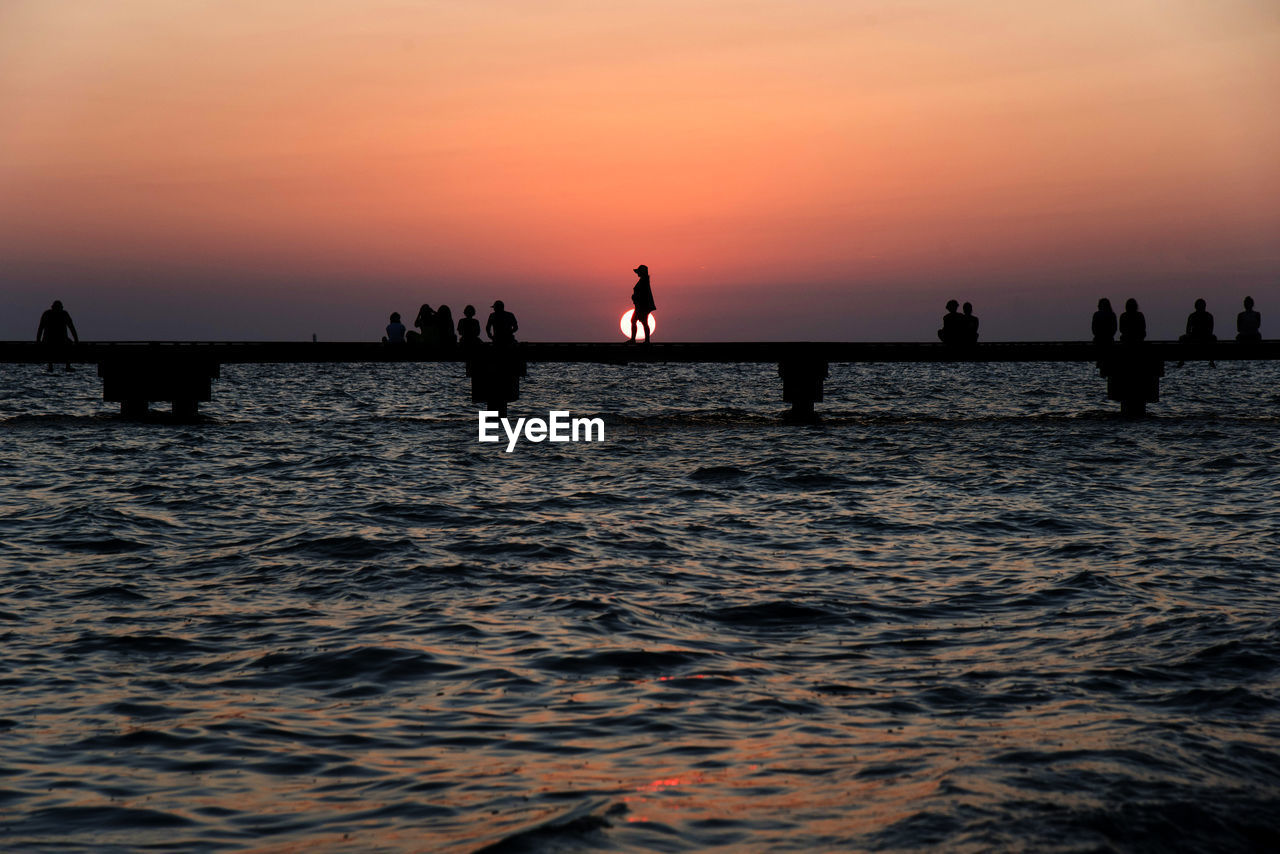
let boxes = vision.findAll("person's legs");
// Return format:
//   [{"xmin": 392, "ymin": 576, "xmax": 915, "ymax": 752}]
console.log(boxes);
[{"xmin": 629, "ymin": 314, "xmax": 638, "ymax": 342}]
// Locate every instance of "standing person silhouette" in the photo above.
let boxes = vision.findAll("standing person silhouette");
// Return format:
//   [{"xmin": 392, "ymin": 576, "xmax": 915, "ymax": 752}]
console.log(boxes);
[
  {"xmin": 36, "ymin": 299, "xmax": 79, "ymax": 371},
  {"xmin": 1092, "ymin": 298, "xmax": 1117, "ymax": 344},
  {"xmin": 1119, "ymin": 298, "xmax": 1146, "ymax": 344},
  {"xmin": 486, "ymin": 300, "xmax": 518, "ymax": 345},
  {"xmin": 630, "ymin": 265, "xmax": 656, "ymax": 343},
  {"xmin": 458, "ymin": 305, "xmax": 481, "ymax": 346},
  {"xmin": 1237, "ymin": 296, "xmax": 1261, "ymax": 342}
]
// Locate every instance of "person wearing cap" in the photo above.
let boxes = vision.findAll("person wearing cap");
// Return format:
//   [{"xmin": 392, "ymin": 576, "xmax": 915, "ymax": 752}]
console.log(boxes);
[
  {"xmin": 937, "ymin": 299, "xmax": 965, "ymax": 344},
  {"xmin": 36, "ymin": 299, "xmax": 79, "ymax": 371},
  {"xmin": 630, "ymin": 264, "xmax": 656, "ymax": 343},
  {"xmin": 486, "ymin": 300, "xmax": 518, "ymax": 345}
]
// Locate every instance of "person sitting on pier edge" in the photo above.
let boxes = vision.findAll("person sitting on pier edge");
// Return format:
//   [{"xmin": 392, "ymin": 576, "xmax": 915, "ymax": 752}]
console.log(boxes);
[
  {"xmin": 36, "ymin": 299, "xmax": 79, "ymax": 371},
  {"xmin": 1179, "ymin": 298, "xmax": 1216, "ymax": 344},
  {"xmin": 1092, "ymin": 298, "xmax": 1117, "ymax": 344},
  {"xmin": 937, "ymin": 299, "xmax": 966, "ymax": 344},
  {"xmin": 486, "ymin": 300, "xmax": 518, "ymax": 345},
  {"xmin": 458, "ymin": 304, "xmax": 482, "ymax": 346},
  {"xmin": 961, "ymin": 302, "xmax": 979, "ymax": 343},
  {"xmin": 385, "ymin": 312, "xmax": 407, "ymax": 344},
  {"xmin": 630, "ymin": 264, "xmax": 656, "ymax": 343},
  {"xmin": 410, "ymin": 304, "xmax": 436, "ymax": 345},
  {"xmin": 435, "ymin": 304, "xmax": 457, "ymax": 346},
  {"xmin": 1119, "ymin": 298, "xmax": 1146, "ymax": 343},
  {"xmin": 1237, "ymin": 296, "xmax": 1261, "ymax": 343}
]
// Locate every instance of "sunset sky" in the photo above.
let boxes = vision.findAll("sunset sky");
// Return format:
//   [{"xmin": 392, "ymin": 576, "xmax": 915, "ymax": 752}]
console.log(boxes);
[{"xmin": 2, "ymin": 0, "xmax": 1278, "ymax": 341}]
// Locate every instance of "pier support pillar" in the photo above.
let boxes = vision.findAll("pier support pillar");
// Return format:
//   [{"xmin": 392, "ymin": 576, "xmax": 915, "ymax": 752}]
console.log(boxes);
[
  {"xmin": 100, "ymin": 357, "xmax": 219, "ymax": 420},
  {"xmin": 1098, "ymin": 349, "xmax": 1163, "ymax": 417},
  {"xmin": 467, "ymin": 349, "xmax": 527, "ymax": 418},
  {"xmin": 779, "ymin": 358, "xmax": 828, "ymax": 422}
]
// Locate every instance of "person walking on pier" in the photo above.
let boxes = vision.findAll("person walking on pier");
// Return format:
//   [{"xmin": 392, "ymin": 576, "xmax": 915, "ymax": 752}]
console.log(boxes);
[
  {"xmin": 630, "ymin": 264, "xmax": 656, "ymax": 343},
  {"xmin": 938, "ymin": 300, "xmax": 966, "ymax": 344},
  {"xmin": 458, "ymin": 305, "xmax": 481, "ymax": 347},
  {"xmin": 36, "ymin": 299, "xmax": 78, "ymax": 371},
  {"xmin": 1180, "ymin": 298, "xmax": 1216, "ymax": 344},
  {"xmin": 385, "ymin": 312, "xmax": 407, "ymax": 344},
  {"xmin": 1237, "ymin": 296, "xmax": 1261, "ymax": 343},
  {"xmin": 1092, "ymin": 298, "xmax": 1117, "ymax": 344},
  {"xmin": 1119, "ymin": 299, "xmax": 1146, "ymax": 344},
  {"xmin": 961, "ymin": 302, "xmax": 980, "ymax": 343},
  {"xmin": 486, "ymin": 300, "xmax": 518, "ymax": 345}
]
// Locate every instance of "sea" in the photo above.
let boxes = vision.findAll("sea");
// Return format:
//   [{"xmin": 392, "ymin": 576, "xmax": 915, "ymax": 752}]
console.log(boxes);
[{"xmin": 2, "ymin": 358, "xmax": 1279, "ymax": 852}]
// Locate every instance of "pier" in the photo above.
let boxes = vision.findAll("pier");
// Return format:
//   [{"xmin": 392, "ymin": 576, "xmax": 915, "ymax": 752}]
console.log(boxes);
[{"xmin": 1, "ymin": 340, "xmax": 1277, "ymax": 419}]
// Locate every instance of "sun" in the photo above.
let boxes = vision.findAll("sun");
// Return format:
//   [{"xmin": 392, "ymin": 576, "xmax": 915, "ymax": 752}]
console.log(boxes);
[{"xmin": 619, "ymin": 308, "xmax": 657, "ymax": 339}]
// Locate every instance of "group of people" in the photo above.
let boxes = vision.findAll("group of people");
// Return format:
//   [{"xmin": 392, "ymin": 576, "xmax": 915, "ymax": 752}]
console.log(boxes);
[
  {"xmin": 1090, "ymin": 296, "xmax": 1262, "ymax": 345},
  {"xmin": 382, "ymin": 265, "xmax": 658, "ymax": 346},
  {"xmin": 384, "ymin": 301, "xmax": 517, "ymax": 347},
  {"xmin": 937, "ymin": 300, "xmax": 980, "ymax": 344}
]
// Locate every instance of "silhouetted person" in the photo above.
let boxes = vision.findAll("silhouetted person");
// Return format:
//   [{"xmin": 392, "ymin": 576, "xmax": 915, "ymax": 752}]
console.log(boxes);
[
  {"xmin": 36, "ymin": 299, "xmax": 79, "ymax": 371},
  {"xmin": 630, "ymin": 264, "xmax": 656, "ymax": 343},
  {"xmin": 1237, "ymin": 296, "xmax": 1261, "ymax": 343},
  {"xmin": 937, "ymin": 299, "xmax": 966, "ymax": 344},
  {"xmin": 961, "ymin": 302, "xmax": 979, "ymax": 343},
  {"xmin": 1180, "ymin": 298, "xmax": 1216, "ymax": 344},
  {"xmin": 1119, "ymin": 298, "xmax": 1146, "ymax": 344},
  {"xmin": 458, "ymin": 304, "xmax": 481, "ymax": 346},
  {"xmin": 486, "ymin": 300, "xmax": 518, "ymax": 345},
  {"xmin": 408, "ymin": 304, "xmax": 433, "ymax": 344},
  {"xmin": 385, "ymin": 312, "xmax": 406, "ymax": 344},
  {"xmin": 435, "ymin": 304, "xmax": 456, "ymax": 346},
  {"xmin": 1092, "ymin": 298, "xmax": 1117, "ymax": 344}
]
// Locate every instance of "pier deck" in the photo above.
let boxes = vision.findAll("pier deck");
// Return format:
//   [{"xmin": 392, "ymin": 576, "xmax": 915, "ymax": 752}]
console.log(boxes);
[{"xmin": 2, "ymin": 340, "xmax": 1276, "ymax": 419}]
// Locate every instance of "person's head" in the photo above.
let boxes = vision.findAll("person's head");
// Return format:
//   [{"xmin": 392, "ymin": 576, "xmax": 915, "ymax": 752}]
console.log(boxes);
[
  {"xmin": 52, "ymin": 300, "xmax": 63, "ymax": 310},
  {"xmin": 1098, "ymin": 298, "xmax": 1112, "ymax": 311},
  {"xmin": 962, "ymin": 302, "xmax": 973, "ymax": 315},
  {"xmin": 946, "ymin": 299, "xmax": 959, "ymax": 312},
  {"xmin": 634, "ymin": 264, "xmax": 648, "ymax": 275},
  {"xmin": 464, "ymin": 304, "xmax": 476, "ymax": 317},
  {"xmin": 1125, "ymin": 298, "xmax": 1138, "ymax": 312},
  {"xmin": 437, "ymin": 304, "xmax": 452, "ymax": 319},
  {"xmin": 1194, "ymin": 298, "xmax": 1206, "ymax": 311},
  {"xmin": 1244, "ymin": 296, "xmax": 1255, "ymax": 309},
  {"xmin": 418, "ymin": 303, "xmax": 433, "ymax": 316},
  {"xmin": 492, "ymin": 300, "xmax": 505, "ymax": 312},
  {"xmin": 390, "ymin": 312, "xmax": 401, "ymax": 323}
]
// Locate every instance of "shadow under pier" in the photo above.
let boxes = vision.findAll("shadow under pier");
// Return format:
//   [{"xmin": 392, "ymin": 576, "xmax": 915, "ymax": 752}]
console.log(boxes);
[{"xmin": 0, "ymin": 340, "xmax": 1275, "ymax": 421}]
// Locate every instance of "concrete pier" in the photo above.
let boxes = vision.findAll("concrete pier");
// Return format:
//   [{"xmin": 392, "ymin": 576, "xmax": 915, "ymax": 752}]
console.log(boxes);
[{"xmin": 2, "ymin": 340, "xmax": 1277, "ymax": 420}]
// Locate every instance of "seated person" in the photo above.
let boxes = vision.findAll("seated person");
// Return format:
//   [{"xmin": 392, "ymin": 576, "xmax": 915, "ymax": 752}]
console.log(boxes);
[
  {"xmin": 937, "ymin": 300, "xmax": 966, "ymax": 344},
  {"xmin": 1179, "ymin": 298, "xmax": 1216, "ymax": 344},
  {"xmin": 458, "ymin": 305, "xmax": 482, "ymax": 346},
  {"xmin": 385, "ymin": 312, "xmax": 406, "ymax": 344},
  {"xmin": 486, "ymin": 300, "xmax": 518, "ymax": 345},
  {"xmin": 1092, "ymin": 298, "xmax": 1117, "ymax": 344},
  {"xmin": 1118, "ymin": 298, "xmax": 1146, "ymax": 344},
  {"xmin": 1237, "ymin": 296, "xmax": 1261, "ymax": 342},
  {"xmin": 961, "ymin": 302, "xmax": 979, "ymax": 343}
]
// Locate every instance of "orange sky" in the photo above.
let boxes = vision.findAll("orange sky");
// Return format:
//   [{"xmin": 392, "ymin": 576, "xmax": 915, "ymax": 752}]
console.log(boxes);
[{"xmin": 2, "ymin": 0, "xmax": 1278, "ymax": 340}]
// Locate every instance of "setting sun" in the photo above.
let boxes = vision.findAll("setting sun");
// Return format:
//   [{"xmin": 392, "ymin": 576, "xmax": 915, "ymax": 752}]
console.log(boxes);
[{"xmin": 620, "ymin": 309, "xmax": 657, "ymax": 340}]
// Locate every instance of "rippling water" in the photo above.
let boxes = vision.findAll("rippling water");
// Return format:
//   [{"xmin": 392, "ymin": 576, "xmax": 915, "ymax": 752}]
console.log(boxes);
[{"xmin": 3, "ymin": 360, "xmax": 1279, "ymax": 852}]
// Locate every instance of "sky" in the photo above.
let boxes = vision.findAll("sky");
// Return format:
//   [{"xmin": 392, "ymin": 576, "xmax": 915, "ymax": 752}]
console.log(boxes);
[{"xmin": 2, "ymin": 0, "xmax": 1278, "ymax": 341}]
